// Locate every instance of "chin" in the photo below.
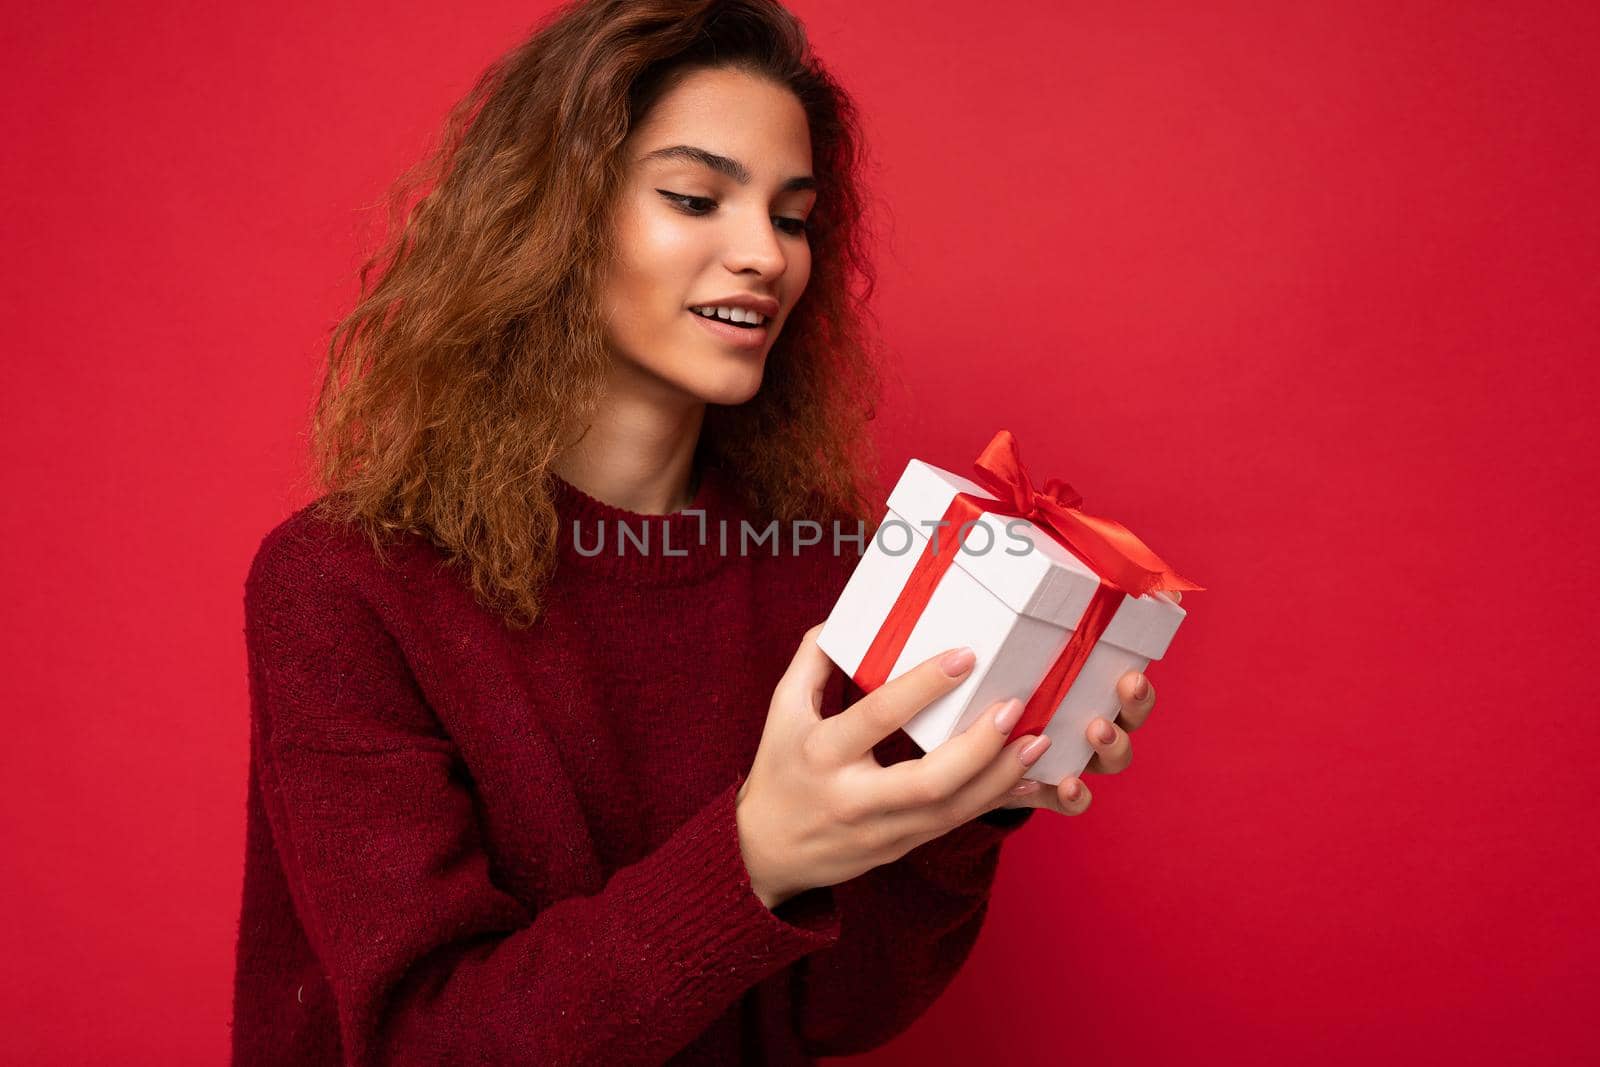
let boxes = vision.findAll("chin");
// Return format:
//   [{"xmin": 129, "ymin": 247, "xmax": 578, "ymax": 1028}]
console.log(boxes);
[{"xmin": 689, "ymin": 366, "xmax": 766, "ymax": 406}]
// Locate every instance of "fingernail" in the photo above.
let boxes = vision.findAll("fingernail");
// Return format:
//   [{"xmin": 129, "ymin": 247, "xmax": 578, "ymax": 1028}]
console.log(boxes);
[
  {"xmin": 1096, "ymin": 720, "xmax": 1117, "ymax": 745},
  {"xmin": 1009, "ymin": 780, "xmax": 1041, "ymax": 796},
  {"xmin": 993, "ymin": 698, "xmax": 1023, "ymax": 733},
  {"xmin": 1018, "ymin": 734, "xmax": 1052, "ymax": 767},
  {"xmin": 1064, "ymin": 779, "xmax": 1082, "ymax": 802},
  {"xmin": 1133, "ymin": 676, "xmax": 1150, "ymax": 700},
  {"xmin": 939, "ymin": 647, "xmax": 975, "ymax": 676}
]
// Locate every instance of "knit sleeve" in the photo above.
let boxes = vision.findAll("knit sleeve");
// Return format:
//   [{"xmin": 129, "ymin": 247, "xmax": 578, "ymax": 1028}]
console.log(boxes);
[
  {"xmin": 790, "ymin": 695, "xmax": 1036, "ymax": 1056},
  {"xmin": 243, "ymin": 530, "xmax": 842, "ymax": 1067}
]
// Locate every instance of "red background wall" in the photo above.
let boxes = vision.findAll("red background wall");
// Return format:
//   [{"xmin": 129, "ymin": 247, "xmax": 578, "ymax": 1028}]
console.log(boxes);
[{"xmin": 2, "ymin": 1, "xmax": 1595, "ymax": 1062}]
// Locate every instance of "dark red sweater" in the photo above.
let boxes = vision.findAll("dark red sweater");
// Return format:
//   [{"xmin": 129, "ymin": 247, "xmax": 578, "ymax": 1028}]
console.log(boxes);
[{"xmin": 230, "ymin": 461, "xmax": 1035, "ymax": 1066}]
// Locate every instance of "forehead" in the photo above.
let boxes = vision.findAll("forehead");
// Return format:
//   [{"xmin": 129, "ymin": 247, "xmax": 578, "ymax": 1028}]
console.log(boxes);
[{"xmin": 631, "ymin": 67, "xmax": 813, "ymax": 175}]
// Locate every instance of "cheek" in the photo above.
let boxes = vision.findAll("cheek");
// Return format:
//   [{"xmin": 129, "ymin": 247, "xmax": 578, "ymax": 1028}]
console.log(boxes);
[
  {"xmin": 785, "ymin": 242, "xmax": 813, "ymax": 303},
  {"xmin": 617, "ymin": 211, "xmax": 704, "ymax": 301},
  {"xmin": 602, "ymin": 200, "xmax": 685, "ymax": 318}
]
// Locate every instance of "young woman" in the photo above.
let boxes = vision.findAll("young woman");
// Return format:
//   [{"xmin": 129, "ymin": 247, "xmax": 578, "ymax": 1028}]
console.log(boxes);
[{"xmin": 230, "ymin": 2, "xmax": 1168, "ymax": 1063}]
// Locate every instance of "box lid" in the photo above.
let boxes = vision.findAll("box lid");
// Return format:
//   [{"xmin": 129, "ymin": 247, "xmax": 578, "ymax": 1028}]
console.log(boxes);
[{"xmin": 884, "ymin": 458, "xmax": 1186, "ymax": 660}]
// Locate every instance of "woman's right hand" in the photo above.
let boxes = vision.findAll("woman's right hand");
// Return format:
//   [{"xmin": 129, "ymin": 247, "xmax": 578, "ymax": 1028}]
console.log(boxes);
[{"xmin": 734, "ymin": 623, "xmax": 1051, "ymax": 909}]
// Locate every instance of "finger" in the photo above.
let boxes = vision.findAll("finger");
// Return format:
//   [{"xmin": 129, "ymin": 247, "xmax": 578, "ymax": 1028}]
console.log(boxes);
[
  {"xmin": 810, "ymin": 644, "xmax": 976, "ymax": 768},
  {"xmin": 1081, "ymin": 716, "xmax": 1131, "ymax": 775},
  {"xmin": 874, "ymin": 727, "xmax": 1053, "ymax": 839},
  {"xmin": 986, "ymin": 770, "xmax": 1093, "ymax": 817},
  {"xmin": 1056, "ymin": 776, "xmax": 1093, "ymax": 815},
  {"xmin": 772, "ymin": 624, "xmax": 835, "ymax": 721},
  {"xmin": 989, "ymin": 782, "xmax": 1055, "ymax": 814},
  {"xmin": 1113, "ymin": 670, "xmax": 1156, "ymax": 732},
  {"xmin": 870, "ymin": 698, "xmax": 1038, "ymax": 811},
  {"xmin": 943, "ymin": 728, "xmax": 1053, "ymax": 816},
  {"xmin": 1000, "ymin": 779, "xmax": 1047, "ymax": 807}
]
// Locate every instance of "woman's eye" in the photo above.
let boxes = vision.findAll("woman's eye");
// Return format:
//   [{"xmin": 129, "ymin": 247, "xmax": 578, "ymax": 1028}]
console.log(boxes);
[
  {"xmin": 657, "ymin": 190, "xmax": 809, "ymax": 236},
  {"xmin": 658, "ymin": 190, "xmax": 716, "ymax": 214}
]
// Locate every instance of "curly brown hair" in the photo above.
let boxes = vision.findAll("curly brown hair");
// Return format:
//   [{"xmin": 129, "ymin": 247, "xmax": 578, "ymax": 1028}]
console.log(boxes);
[{"xmin": 302, "ymin": 0, "xmax": 886, "ymax": 628}]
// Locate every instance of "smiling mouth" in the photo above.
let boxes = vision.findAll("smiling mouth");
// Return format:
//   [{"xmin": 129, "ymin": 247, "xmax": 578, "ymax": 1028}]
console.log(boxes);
[
  {"xmin": 688, "ymin": 306, "xmax": 770, "ymax": 330},
  {"xmin": 686, "ymin": 308, "xmax": 771, "ymax": 350}
]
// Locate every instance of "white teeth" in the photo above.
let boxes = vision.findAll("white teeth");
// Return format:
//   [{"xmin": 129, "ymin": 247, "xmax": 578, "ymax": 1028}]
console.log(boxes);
[{"xmin": 692, "ymin": 305, "xmax": 766, "ymax": 326}]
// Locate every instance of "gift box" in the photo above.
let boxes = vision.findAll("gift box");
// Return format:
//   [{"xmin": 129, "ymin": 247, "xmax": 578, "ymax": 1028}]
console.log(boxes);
[{"xmin": 818, "ymin": 430, "xmax": 1202, "ymax": 788}]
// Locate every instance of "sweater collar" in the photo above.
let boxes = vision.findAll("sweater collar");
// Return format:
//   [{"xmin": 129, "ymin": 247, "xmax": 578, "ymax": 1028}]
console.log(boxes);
[{"xmin": 548, "ymin": 462, "xmax": 745, "ymax": 584}]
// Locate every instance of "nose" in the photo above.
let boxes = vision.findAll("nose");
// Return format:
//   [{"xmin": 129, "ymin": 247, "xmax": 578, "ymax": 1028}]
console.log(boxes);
[{"xmin": 721, "ymin": 206, "xmax": 788, "ymax": 279}]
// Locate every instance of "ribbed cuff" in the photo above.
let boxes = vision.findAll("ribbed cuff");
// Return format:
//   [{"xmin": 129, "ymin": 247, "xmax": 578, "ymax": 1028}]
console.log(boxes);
[
  {"xmin": 772, "ymin": 885, "xmax": 839, "ymax": 930},
  {"xmin": 607, "ymin": 777, "xmax": 842, "ymax": 1002}
]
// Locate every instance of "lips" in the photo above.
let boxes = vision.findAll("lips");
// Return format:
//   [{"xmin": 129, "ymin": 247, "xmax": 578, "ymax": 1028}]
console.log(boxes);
[
  {"xmin": 689, "ymin": 293, "xmax": 781, "ymax": 319},
  {"xmin": 688, "ymin": 308, "xmax": 770, "ymax": 350},
  {"xmin": 689, "ymin": 308, "xmax": 764, "ymax": 331}
]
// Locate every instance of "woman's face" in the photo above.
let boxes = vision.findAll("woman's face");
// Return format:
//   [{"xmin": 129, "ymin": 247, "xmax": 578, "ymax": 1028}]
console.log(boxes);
[{"xmin": 600, "ymin": 66, "xmax": 816, "ymax": 407}]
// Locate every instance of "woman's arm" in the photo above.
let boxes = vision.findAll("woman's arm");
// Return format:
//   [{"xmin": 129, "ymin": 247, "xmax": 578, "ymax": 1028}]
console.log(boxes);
[
  {"xmin": 243, "ymin": 537, "xmax": 842, "ymax": 1067},
  {"xmin": 789, "ymin": 684, "xmax": 1035, "ymax": 1057}
]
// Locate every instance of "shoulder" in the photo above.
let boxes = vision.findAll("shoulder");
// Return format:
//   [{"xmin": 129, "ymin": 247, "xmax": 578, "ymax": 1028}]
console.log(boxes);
[
  {"xmin": 247, "ymin": 498, "xmax": 365, "ymax": 598},
  {"xmin": 243, "ymin": 497, "xmax": 435, "ymax": 631},
  {"xmin": 241, "ymin": 501, "xmax": 449, "ymax": 744}
]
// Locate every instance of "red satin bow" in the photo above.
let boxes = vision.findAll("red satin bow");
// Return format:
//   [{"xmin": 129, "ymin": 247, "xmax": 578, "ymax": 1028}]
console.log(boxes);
[
  {"xmin": 850, "ymin": 430, "xmax": 1203, "ymax": 746},
  {"xmin": 969, "ymin": 429, "xmax": 1205, "ymax": 597}
]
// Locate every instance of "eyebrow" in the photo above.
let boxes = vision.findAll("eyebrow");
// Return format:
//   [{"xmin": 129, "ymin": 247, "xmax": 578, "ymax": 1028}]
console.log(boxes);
[{"xmin": 638, "ymin": 144, "xmax": 816, "ymax": 193}]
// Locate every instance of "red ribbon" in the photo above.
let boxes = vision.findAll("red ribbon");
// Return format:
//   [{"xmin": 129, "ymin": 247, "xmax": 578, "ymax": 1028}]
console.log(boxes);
[{"xmin": 852, "ymin": 430, "xmax": 1204, "ymax": 744}]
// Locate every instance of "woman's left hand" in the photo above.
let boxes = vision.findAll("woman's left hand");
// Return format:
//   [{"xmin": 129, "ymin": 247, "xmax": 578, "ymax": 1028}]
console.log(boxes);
[{"xmin": 991, "ymin": 588, "xmax": 1178, "ymax": 817}]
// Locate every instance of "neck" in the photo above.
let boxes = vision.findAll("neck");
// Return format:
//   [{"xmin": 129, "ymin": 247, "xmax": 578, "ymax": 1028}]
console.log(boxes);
[{"xmin": 551, "ymin": 360, "xmax": 707, "ymax": 516}]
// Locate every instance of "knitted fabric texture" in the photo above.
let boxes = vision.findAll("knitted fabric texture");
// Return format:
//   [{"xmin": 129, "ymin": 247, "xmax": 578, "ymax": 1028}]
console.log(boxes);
[{"xmin": 230, "ymin": 462, "xmax": 1035, "ymax": 1066}]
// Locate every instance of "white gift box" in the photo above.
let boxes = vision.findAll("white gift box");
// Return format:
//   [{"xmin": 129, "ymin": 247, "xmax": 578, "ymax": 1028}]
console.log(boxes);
[{"xmin": 818, "ymin": 457, "xmax": 1187, "ymax": 787}]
